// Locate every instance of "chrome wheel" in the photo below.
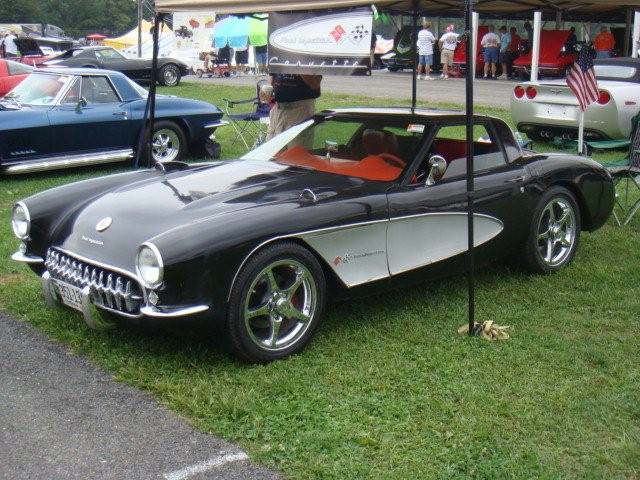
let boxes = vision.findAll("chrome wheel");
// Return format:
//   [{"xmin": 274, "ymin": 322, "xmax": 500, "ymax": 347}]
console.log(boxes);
[
  {"xmin": 152, "ymin": 129, "xmax": 180, "ymax": 162},
  {"xmin": 162, "ymin": 65, "xmax": 179, "ymax": 86},
  {"xmin": 243, "ymin": 259, "xmax": 317, "ymax": 352},
  {"xmin": 536, "ymin": 198, "xmax": 577, "ymax": 267}
]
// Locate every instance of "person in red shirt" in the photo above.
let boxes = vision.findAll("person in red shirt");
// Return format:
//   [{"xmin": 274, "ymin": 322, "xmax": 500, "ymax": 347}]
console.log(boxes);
[{"xmin": 594, "ymin": 27, "xmax": 615, "ymax": 58}]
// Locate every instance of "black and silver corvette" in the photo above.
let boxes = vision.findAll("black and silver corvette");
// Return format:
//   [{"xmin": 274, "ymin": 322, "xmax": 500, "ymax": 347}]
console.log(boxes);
[
  {"xmin": 11, "ymin": 108, "xmax": 614, "ymax": 362},
  {"xmin": 44, "ymin": 46, "xmax": 188, "ymax": 87}
]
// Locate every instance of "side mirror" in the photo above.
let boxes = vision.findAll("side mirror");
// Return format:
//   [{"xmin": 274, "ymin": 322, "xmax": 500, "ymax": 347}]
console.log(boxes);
[
  {"xmin": 75, "ymin": 97, "xmax": 87, "ymax": 112},
  {"xmin": 325, "ymin": 140, "xmax": 338, "ymax": 159},
  {"xmin": 426, "ymin": 155, "xmax": 447, "ymax": 186}
]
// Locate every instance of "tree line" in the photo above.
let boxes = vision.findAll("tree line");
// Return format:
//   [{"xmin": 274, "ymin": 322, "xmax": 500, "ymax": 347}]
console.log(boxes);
[{"xmin": 0, "ymin": 0, "xmax": 146, "ymax": 39}]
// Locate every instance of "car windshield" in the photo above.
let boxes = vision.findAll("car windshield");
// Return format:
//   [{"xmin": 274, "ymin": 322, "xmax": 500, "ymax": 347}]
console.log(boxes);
[
  {"xmin": 594, "ymin": 64, "xmax": 637, "ymax": 79},
  {"xmin": 245, "ymin": 115, "xmax": 427, "ymax": 182},
  {"xmin": 4, "ymin": 72, "xmax": 74, "ymax": 105},
  {"xmin": 95, "ymin": 48, "xmax": 125, "ymax": 60}
]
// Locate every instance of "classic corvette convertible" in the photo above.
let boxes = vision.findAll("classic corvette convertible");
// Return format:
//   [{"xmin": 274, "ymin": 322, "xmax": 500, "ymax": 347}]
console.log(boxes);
[
  {"xmin": 0, "ymin": 68, "xmax": 225, "ymax": 174},
  {"xmin": 10, "ymin": 108, "xmax": 614, "ymax": 362},
  {"xmin": 44, "ymin": 46, "xmax": 188, "ymax": 87},
  {"xmin": 512, "ymin": 58, "xmax": 640, "ymax": 141},
  {"xmin": 512, "ymin": 30, "xmax": 578, "ymax": 79}
]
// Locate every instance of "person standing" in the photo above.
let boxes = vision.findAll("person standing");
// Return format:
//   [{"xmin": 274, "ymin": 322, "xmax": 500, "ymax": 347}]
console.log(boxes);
[
  {"xmin": 234, "ymin": 47, "xmax": 249, "ymax": 75},
  {"xmin": 506, "ymin": 27, "xmax": 521, "ymax": 78},
  {"xmin": 594, "ymin": 27, "xmax": 615, "ymax": 58},
  {"xmin": 1, "ymin": 29, "xmax": 19, "ymax": 58},
  {"xmin": 498, "ymin": 26, "xmax": 510, "ymax": 80},
  {"xmin": 254, "ymin": 44, "xmax": 267, "ymax": 75},
  {"xmin": 480, "ymin": 25, "xmax": 500, "ymax": 79},
  {"xmin": 438, "ymin": 25, "xmax": 459, "ymax": 80},
  {"xmin": 565, "ymin": 26, "xmax": 578, "ymax": 54},
  {"xmin": 262, "ymin": 74, "xmax": 322, "ymax": 139},
  {"xmin": 417, "ymin": 21, "xmax": 436, "ymax": 80}
]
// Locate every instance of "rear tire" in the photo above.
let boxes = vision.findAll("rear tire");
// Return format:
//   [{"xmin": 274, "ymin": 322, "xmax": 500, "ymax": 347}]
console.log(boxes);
[
  {"xmin": 523, "ymin": 186, "xmax": 581, "ymax": 274},
  {"xmin": 159, "ymin": 63, "xmax": 181, "ymax": 87},
  {"xmin": 226, "ymin": 242, "xmax": 326, "ymax": 363},
  {"xmin": 151, "ymin": 120, "xmax": 187, "ymax": 163}
]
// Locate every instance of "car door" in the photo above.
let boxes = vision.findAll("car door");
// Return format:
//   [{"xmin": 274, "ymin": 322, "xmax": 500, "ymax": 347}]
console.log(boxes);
[
  {"xmin": 386, "ymin": 119, "xmax": 528, "ymax": 276},
  {"xmin": 47, "ymin": 75, "xmax": 131, "ymax": 154}
]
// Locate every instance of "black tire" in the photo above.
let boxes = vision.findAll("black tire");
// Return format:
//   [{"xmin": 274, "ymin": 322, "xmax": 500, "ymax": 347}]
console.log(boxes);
[
  {"xmin": 159, "ymin": 63, "xmax": 181, "ymax": 87},
  {"xmin": 388, "ymin": 66, "xmax": 401, "ymax": 72},
  {"xmin": 226, "ymin": 242, "xmax": 326, "ymax": 363},
  {"xmin": 151, "ymin": 120, "xmax": 187, "ymax": 163},
  {"xmin": 523, "ymin": 186, "xmax": 581, "ymax": 274},
  {"xmin": 196, "ymin": 69, "xmax": 204, "ymax": 78}
]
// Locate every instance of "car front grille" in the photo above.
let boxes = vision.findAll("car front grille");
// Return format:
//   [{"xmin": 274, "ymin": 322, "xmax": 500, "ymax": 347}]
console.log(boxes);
[{"xmin": 45, "ymin": 248, "xmax": 143, "ymax": 315}]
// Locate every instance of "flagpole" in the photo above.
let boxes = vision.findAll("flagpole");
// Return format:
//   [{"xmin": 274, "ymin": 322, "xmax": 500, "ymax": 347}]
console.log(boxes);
[{"xmin": 577, "ymin": 110, "xmax": 585, "ymax": 155}]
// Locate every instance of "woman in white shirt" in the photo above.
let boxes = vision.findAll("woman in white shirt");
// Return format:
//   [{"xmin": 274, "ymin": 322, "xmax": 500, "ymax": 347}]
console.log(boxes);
[{"xmin": 416, "ymin": 21, "xmax": 436, "ymax": 80}]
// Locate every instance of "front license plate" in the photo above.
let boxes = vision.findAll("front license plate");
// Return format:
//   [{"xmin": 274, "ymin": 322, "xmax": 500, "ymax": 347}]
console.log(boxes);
[{"xmin": 54, "ymin": 280, "xmax": 84, "ymax": 312}]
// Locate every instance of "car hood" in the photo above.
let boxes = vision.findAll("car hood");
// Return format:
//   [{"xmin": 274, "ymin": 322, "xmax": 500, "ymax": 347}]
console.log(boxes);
[{"xmin": 54, "ymin": 160, "xmax": 361, "ymax": 271}]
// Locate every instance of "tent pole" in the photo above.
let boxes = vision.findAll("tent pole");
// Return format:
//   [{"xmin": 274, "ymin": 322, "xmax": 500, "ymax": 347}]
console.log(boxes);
[
  {"xmin": 633, "ymin": 11, "xmax": 640, "ymax": 58},
  {"xmin": 531, "ymin": 11, "xmax": 542, "ymax": 82},
  {"xmin": 137, "ymin": 0, "xmax": 143, "ymax": 58},
  {"xmin": 411, "ymin": 5, "xmax": 418, "ymax": 113},
  {"xmin": 465, "ymin": 0, "xmax": 475, "ymax": 335},
  {"xmin": 147, "ymin": 13, "xmax": 162, "ymax": 166}
]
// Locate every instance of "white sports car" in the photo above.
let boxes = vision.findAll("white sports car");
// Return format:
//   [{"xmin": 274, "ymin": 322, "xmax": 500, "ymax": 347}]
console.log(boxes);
[{"xmin": 511, "ymin": 58, "xmax": 640, "ymax": 141}]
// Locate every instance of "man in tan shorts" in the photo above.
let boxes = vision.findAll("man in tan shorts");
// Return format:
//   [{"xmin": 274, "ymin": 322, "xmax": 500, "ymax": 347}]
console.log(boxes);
[
  {"xmin": 438, "ymin": 24, "xmax": 459, "ymax": 79},
  {"xmin": 261, "ymin": 74, "xmax": 322, "ymax": 140}
]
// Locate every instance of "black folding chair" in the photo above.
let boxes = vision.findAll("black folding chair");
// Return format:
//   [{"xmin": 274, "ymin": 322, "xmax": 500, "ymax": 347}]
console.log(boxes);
[
  {"xmin": 607, "ymin": 116, "xmax": 640, "ymax": 226},
  {"xmin": 223, "ymin": 79, "xmax": 271, "ymax": 151}
]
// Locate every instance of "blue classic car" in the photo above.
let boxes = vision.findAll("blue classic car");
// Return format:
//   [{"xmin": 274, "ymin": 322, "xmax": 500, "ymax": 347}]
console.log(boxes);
[{"xmin": 0, "ymin": 68, "xmax": 226, "ymax": 174}]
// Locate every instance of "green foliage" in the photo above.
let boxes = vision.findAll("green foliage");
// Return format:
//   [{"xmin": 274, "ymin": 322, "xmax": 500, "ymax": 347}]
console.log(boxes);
[{"xmin": 0, "ymin": 0, "xmax": 137, "ymax": 38}]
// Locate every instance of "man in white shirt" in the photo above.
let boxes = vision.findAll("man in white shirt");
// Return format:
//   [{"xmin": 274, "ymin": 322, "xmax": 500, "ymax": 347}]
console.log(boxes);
[
  {"xmin": 416, "ymin": 20, "xmax": 436, "ymax": 80},
  {"xmin": 480, "ymin": 24, "xmax": 500, "ymax": 79},
  {"xmin": 1, "ymin": 30, "xmax": 20, "ymax": 58},
  {"xmin": 438, "ymin": 25, "xmax": 459, "ymax": 79}
]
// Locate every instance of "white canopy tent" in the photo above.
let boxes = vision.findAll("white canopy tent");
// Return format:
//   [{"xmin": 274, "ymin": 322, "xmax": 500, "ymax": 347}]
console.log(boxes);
[{"xmin": 147, "ymin": 0, "xmax": 640, "ymax": 332}]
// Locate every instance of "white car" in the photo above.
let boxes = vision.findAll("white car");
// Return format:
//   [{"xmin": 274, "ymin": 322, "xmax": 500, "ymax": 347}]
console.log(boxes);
[{"xmin": 511, "ymin": 58, "xmax": 640, "ymax": 141}]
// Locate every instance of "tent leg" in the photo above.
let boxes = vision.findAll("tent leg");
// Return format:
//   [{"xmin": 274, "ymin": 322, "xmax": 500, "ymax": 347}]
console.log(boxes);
[
  {"xmin": 411, "ymin": 8, "xmax": 418, "ymax": 113},
  {"xmin": 633, "ymin": 11, "xmax": 640, "ymax": 59},
  {"xmin": 465, "ymin": 0, "xmax": 476, "ymax": 335},
  {"xmin": 147, "ymin": 13, "xmax": 162, "ymax": 166},
  {"xmin": 531, "ymin": 11, "xmax": 542, "ymax": 82}
]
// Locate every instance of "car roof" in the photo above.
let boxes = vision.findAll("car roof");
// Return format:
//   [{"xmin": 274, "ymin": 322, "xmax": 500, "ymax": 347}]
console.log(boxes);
[
  {"xmin": 323, "ymin": 107, "xmax": 500, "ymax": 122},
  {"xmin": 34, "ymin": 66, "xmax": 126, "ymax": 77},
  {"xmin": 594, "ymin": 57, "xmax": 640, "ymax": 67}
]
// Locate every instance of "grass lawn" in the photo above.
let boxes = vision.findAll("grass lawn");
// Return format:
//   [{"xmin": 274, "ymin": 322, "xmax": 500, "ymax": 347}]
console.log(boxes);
[{"xmin": 1, "ymin": 82, "xmax": 639, "ymax": 479}]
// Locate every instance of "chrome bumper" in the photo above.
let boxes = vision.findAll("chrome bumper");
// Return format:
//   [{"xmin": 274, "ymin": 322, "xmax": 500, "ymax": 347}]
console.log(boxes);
[
  {"xmin": 11, "ymin": 251, "xmax": 44, "ymax": 264},
  {"xmin": 42, "ymin": 270, "xmax": 209, "ymax": 328},
  {"xmin": 204, "ymin": 120, "xmax": 228, "ymax": 129}
]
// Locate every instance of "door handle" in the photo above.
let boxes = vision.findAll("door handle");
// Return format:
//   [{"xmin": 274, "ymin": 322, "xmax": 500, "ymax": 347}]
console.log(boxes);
[{"xmin": 505, "ymin": 176, "xmax": 526, "ymax": 184}]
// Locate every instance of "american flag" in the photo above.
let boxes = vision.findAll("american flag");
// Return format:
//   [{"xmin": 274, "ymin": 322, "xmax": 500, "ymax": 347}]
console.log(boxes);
[{"xmin": 567, "ymin": 46, "xmax": 599, "ymax": 111}]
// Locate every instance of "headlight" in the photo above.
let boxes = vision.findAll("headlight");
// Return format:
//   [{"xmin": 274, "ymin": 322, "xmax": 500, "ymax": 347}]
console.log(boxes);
[
  {"xmin": 136, "ymin": 243, "xmax": 164, "ymax": 289},
  {"xmin": 11, "ymin": 202, "xmax": 31, "ymax": 240}
]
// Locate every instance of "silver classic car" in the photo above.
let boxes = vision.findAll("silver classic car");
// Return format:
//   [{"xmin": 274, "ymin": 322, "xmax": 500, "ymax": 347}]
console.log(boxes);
[{"xmin": 511, "ymin": 58, "xmax": 640, "ymax": 141}]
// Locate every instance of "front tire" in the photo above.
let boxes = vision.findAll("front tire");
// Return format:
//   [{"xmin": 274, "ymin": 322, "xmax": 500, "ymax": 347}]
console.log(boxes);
[
  {"xmin": 226, "ymin": 242, "xmax": 326, "ymax": 363},
  {"xmin": 159, "ymin": 63, "xmax": 181, "ymax": 86},
  {"xmin": 151, "ymin": 120, "xmax": 187, "ymax": 163},
  {"xmin": 523, "ymin": 187, "xmax": 581, "ymax": 273}
]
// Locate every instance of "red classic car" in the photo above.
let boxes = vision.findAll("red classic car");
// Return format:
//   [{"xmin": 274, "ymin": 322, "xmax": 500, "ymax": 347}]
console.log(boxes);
[
  {"xmin": 13, "ymin": 38, "xmax": 53, "ymax": 66},
  {"xmin": 453, "ymin": 26, "xmax": 489, "ymax": 76},
  {"xmin": 0, "ymin": 59, "xmax": 32, "ymax": 96},
  {"xmin": 513, "ymin": 30, "xmax": 578, "ymax": 78}
]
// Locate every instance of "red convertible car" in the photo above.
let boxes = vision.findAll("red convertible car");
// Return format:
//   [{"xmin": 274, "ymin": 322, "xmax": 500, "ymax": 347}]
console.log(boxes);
[
  {"xmin": 0, "ymin": 59, "xmax": 32, "ymax": 96},
  {"xmin": 513, "ymin": 30, "xmax": 577, "ymax": 78}
]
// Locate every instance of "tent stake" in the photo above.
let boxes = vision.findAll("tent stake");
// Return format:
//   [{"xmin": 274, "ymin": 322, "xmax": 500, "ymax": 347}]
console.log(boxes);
[{"xmin": 465, "ymin": 0, "xmax": 476, "ymax": 335}]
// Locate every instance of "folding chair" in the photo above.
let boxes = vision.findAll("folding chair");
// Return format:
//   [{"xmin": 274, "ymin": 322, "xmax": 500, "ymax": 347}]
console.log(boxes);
[
  {"xmin": 607, "ymin": 115, "xmax": 640, "ymax": 226},
  {"xmin": 223, "ymin": 79, "xmax": 271, "ymax": 151}
]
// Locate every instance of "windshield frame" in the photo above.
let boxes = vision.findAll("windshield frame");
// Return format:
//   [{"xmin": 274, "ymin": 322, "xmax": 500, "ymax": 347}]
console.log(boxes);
[{"xmin": 4, "ymin": 71, "xmax": 77, "ymax": 106}]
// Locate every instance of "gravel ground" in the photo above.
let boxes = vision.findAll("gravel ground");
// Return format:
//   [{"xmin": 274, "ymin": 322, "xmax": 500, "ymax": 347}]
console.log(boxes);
[
  {"xmin": 186, "ymin": 69, "xmax": 518, "ymax": 109},
  {"xmin": 0, "ymin": 313, "xmax": 279, "ymax": 480}
]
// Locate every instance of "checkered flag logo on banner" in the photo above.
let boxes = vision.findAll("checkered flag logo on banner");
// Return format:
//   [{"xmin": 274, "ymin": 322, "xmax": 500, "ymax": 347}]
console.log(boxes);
[{"xmin": 348, "ymin": 24, "xmax": 369, "ymax": 44}]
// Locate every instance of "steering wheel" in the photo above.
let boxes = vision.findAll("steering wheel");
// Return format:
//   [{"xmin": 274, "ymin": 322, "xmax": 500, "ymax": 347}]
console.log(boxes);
[{"xmin": 378, "ymin": 153, "xmax": 406, "ymax": 169}]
